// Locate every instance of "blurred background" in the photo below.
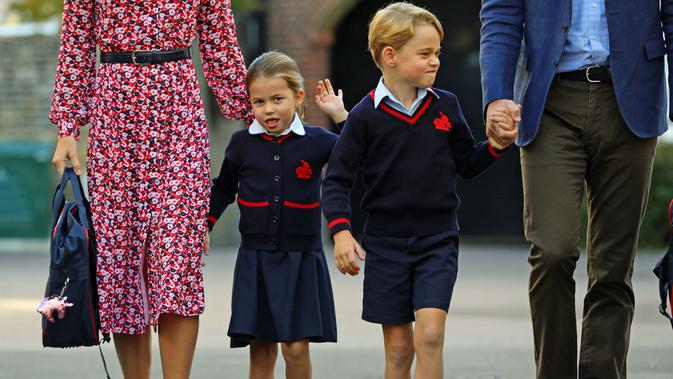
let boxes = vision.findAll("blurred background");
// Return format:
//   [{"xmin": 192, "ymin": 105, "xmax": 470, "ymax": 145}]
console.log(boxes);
[
  {"xmin": 1, "ymin": 0, "xmax": 672, "ymax": 247},
  {"xmin": 1, "ymin": 1, "xmax": 672, "ymax": 377}
]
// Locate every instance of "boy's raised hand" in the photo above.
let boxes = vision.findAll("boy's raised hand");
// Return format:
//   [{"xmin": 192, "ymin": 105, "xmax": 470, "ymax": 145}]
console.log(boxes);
[
  {"xmin": 488, "ymin": 106, "xmax": 520, "ymax": 149},
  {"xmin": 333, "ymin": 230, "xmax": 365, "ymax": 276},
  {"xmin": 315, "ymin": 79, "xmax": 349, "ymax": 124}
]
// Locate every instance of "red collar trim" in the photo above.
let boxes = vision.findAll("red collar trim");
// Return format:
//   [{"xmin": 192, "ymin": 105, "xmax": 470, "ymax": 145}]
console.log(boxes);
[{"xmin": 369, "ymin": 90, "xmax": 434, "ymax": 125}]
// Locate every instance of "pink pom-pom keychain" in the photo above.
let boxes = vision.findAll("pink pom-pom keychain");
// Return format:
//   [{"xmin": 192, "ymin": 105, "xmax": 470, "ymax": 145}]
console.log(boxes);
[{"xmin": 37, "ymin": 277, "xmax": 74, "ymax": 323}]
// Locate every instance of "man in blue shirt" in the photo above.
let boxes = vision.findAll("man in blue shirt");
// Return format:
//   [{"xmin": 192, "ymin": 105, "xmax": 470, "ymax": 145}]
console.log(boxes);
[{"xmin": 480, "ymin": 0, "xmax": 673, "ymax": 378}]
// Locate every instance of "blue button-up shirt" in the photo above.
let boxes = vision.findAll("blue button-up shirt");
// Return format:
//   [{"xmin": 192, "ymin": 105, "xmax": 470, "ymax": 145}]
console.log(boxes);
[{"xmin": 557, "ymin": 0, "xmax": 610, "ymax": 73}]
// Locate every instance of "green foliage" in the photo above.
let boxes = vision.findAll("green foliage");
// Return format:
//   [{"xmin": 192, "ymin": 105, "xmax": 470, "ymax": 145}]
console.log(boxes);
[
  {"xmin": 231, "ymin": 0, "xmax": 260, "ymax": 11},
  {"xmin": 8, "ymin": 0, "xmax": 62, "ymax": 22}
]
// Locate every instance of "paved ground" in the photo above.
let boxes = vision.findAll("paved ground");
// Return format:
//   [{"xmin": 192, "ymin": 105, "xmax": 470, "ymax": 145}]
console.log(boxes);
[{"xmin": 1, "ymin": 243, "xmax": 672, "ymax": 378}]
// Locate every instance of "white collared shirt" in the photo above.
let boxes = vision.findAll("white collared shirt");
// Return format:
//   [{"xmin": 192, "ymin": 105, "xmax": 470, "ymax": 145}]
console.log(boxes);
[
  {"xmin": 248, "ymin": 112, "xmax": 306, "ymax": 136},
  {"xmin": 373, "ymin": 77, "xmax": 438, "ymax": 116}
]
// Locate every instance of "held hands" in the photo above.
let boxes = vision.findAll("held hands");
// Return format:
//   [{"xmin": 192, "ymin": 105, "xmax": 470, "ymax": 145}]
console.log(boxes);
[
  {"xmin": 315, "ymin": 79, "xmax": 348, "ymax": 124},
  {"xmin": 486, "ymin": 99, "xmax": 521, "ymax": 149},
  {"xmin": 333, "ymin": 230, "xmax": 365, "ymax": 276},
  {"xmin": 52, "ymin": 136, "xmax": 82, "ymax": 176}
]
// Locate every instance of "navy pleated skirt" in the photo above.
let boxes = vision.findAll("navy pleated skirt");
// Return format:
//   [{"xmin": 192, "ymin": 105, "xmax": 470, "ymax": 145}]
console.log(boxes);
[{"xmin": 227, "ymin": 248, "xmax": 337, "ymax": 348}]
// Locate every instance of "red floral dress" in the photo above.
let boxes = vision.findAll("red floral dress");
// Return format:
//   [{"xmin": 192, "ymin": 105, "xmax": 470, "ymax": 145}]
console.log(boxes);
[{"xmin": 50, "ymin": 0, "xmax": 252, "ymax": 335}]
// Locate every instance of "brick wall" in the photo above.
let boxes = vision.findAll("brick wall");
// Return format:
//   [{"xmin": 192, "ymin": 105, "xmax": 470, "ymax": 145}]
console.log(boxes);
[{"xmin": 267, "ymin": 0, "xmax": 355, "ymax": 126}]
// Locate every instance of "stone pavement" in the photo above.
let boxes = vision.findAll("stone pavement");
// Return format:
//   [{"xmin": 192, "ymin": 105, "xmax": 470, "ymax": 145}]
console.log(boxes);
[{"xmin": 1, "ymin": 243, "xmax": 671, "ymax": 378}]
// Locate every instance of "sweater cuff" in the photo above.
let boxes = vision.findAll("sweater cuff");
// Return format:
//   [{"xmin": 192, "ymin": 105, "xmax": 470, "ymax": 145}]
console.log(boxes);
[
  {"xmin": 332, "ymin": 120, "xmax": 346, "ymax": 132},
  {"xmin": 57, "ymin": 120, "xmax": 81, "ymax": 141},
  {"xmin": 207, "ymin": 215, "xmax": 218, "ymax": 232},
  {"xmin": 487, "ymin": 143, "xmax": 509, "ymax": 158},
  {"xmin": 328, "ymin": 217, "xmax": 351, "ymax": 235}
]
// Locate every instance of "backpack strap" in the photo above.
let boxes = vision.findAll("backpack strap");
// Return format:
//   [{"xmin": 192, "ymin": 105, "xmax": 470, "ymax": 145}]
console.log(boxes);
[
  {"xmin": 53, "ymin": 168, "xmax": 91, "ymax": 230},
  {"xmin": 98, "ymin": 333, "xmax": 112, "ymax": 378}
]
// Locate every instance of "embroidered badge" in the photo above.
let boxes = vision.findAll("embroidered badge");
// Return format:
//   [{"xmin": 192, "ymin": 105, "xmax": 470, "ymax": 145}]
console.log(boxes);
[
  {"xmin": 433, "ymin": 111, "xmax": 452, "ymax": 132},
  {"xmin": 295, "ymin": 160, "xmax": 313, "ymax": 179}
]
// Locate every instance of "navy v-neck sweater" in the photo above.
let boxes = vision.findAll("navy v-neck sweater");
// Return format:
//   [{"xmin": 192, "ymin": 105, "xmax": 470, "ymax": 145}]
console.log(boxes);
[{"xmin": 322, "ymin": 88, "xmax": 506, "ymax": 238}]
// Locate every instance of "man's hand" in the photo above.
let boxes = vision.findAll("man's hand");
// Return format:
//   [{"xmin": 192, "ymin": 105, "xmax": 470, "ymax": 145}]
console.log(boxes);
[
  {"xmin": 315, "ymin": 79, "xmax": 348, "ymax": 124},
  {"xmin": 52, "ymin": 135, "xmax": 82, "ymax": 176},
  {"xmin": 333, "ymin": 230, "xmax": 365, "ymax": 276},
  {"xmin": 486, "ymin": 99, "xmax": 521, "ymax": 149}
]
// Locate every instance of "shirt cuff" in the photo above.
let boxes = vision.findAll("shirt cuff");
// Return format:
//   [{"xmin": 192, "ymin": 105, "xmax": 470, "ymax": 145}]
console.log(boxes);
[{"xmin": 57, "ymin": 120, "xmax": 81, "ymax": 141}]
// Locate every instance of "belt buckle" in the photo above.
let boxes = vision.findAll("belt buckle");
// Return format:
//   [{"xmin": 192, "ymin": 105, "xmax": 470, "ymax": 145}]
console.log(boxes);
[
  {"xmin": 131, "ymin": 50, "xmax": 151, "ymax": 66},
  {"xmin": 585, "ymin": 64, "xmax": 602, "ymax": 83}
]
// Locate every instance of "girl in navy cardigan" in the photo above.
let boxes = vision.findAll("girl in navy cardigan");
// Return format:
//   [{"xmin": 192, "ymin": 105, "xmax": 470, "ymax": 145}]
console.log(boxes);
[{"xmin": 207, "ymin": 51, "xmax": 347, "ymax": 379}]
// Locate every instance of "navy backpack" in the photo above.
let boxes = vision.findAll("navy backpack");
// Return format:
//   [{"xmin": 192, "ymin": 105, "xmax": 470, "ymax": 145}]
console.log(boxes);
[{"xmin": 41, "ymin": 167, "xmax": 110, "ymax": 376}]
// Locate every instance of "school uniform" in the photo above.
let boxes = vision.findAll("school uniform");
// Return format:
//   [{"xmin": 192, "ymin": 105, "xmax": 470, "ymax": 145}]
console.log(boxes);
[
  {"xmin": 322, "ymin": 78, "xmax": 507, "ymax": 324},
  {"xmin": 209, "ymin": 114, "xmax": 338, "ymax": 347}
]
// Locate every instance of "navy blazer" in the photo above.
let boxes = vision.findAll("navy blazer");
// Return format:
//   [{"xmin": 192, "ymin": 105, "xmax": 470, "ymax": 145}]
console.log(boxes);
[{"xmin": 480, "ymin": 0, "xmax": 672, "ymax": 146}]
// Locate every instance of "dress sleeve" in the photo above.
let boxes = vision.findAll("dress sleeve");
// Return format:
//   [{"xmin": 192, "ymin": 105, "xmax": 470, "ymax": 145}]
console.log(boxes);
[
  {"xmin": 49, "ymin": 0, "xmax": 97, "ymax": 140},
  {"xmin": 196, "ymin": 0, "xmax": 254, "ymax": 125}
]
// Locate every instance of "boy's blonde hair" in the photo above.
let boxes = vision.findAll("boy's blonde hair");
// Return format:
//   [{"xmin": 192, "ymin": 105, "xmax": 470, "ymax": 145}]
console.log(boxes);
[
  {"xmin": 368, "ymin": 2, "xmax": 444, "ymax": 68},
  {"xmin": 247, "ymin": 51, "xmax": 305, "ymax": 116}
]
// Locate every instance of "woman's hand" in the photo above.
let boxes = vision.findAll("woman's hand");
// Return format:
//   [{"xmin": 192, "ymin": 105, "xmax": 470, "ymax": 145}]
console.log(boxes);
[
  {"xmin": 315, "ymin": 79, "xmax": 348, "ymax": 124},
  {"xmin": 202, "ymin": 232, "xmax": 210, "ymax": 267},
  {"xmin": 52, "ymin": 135, "xmax": 82, "ymax": 176}
]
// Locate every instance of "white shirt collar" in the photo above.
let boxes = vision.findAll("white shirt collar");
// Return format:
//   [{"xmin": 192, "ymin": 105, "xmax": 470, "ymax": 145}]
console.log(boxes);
[
  {"xmin": 373, "ymin": 77, "xmax": 438, "ymax": 113},
  {"xmin": 248, "ymin": 113, "xmax": 306, "ymax": 136}
]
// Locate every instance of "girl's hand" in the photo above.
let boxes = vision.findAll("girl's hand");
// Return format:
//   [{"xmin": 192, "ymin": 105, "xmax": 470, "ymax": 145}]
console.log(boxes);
[
  {"xmin": 52, "ymin": 135, "xmax": 82, "ymax": 176},
  {"xmin": 202, "ymin": 232, "xmax": 210, "ymax": 267},
  {"xmin": 332, "ymin": 230, "xmax": 365, "ymax": 276},
  {"xmin": 315, "ymin": 79, "xmax": 348, "ymax": 124}
]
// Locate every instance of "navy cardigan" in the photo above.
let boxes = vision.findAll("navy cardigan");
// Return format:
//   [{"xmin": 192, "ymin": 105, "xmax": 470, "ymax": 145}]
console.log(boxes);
[{"xmin": 209, "ymin": 125, "xmax": 338, "ymax": 251}]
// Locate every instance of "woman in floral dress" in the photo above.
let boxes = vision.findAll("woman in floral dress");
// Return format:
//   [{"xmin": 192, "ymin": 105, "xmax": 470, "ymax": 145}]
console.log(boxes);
[{"xmin": 50, "ymin": 0, "xmax": 251, "ymax": 377}]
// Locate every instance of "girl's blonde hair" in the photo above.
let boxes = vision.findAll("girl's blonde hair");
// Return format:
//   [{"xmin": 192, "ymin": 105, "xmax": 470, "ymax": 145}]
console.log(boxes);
[
  {"xmin": 246, "ymin": 51, "xmax": 306, "ymax": 118},
  {"xmin": 368, "ymin": 2, "xmax": 444, "ymax": 68}
]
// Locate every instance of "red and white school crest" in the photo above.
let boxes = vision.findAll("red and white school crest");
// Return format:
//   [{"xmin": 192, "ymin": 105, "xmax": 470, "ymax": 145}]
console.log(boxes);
[
  {"xmin": 433, "ymin": 111, "xmax": 452, "ymax": 132},
  {"xmin": 295, "ymin": 160, "xmax": 313, "ymax": 179}
]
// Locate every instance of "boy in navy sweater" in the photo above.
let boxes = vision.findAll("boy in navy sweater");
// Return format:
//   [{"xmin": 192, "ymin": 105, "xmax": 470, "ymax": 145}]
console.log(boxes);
[{"xmin": 321, "ymin": 3, "xmax": 517, "ymax": 378}]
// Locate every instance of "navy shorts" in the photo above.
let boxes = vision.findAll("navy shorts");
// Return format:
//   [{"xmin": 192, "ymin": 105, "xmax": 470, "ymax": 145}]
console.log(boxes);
[{"xmin": 361, "ymin": 230, "xmax": 459, "ymax": 324}]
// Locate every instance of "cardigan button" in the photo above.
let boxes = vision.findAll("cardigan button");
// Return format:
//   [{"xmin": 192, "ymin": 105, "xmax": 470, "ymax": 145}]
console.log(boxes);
[
  {"xmin": 273, "ymin": 196, "xmax": 280, "ymax": 202},
  {"xmin": 273, "ymin": 155, "xmax": 280, "ymax": 161},
  {"xmin": 274, "ymin": 175, "xmax": 280, "ymax": 182},
  {"xmin": 272, "ymin": 217, "xmax": 278, "ymax": 223}
]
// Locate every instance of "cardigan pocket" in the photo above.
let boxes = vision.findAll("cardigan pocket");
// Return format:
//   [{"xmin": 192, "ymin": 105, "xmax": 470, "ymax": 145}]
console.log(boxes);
[
  {"xmin": 281, "ymin": 197, "xmax": 322, "ymax": 236},
  {"xmin": 237, "ymin": 197, "xmax": 270, "ymax": 235}
]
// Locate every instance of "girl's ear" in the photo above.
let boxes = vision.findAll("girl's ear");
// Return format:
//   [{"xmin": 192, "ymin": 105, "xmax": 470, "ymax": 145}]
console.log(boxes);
[
  {"xmin": 381, "ymin": 46, "xmax": 396, "ymax": 68},
  {"xmin": 294, "ymin": 88, "xmax": 306, "ymax": 107}
]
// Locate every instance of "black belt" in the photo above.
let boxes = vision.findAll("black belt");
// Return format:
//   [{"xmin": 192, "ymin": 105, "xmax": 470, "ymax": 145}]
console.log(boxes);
[
  {"xmin": 100, "ymin": 48, "xmax": 191, "ymax": 65},
  {"xmin": 556, "ymin": 65, "xmax": 612, "ymax": 83}
]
